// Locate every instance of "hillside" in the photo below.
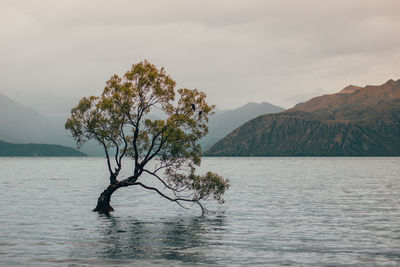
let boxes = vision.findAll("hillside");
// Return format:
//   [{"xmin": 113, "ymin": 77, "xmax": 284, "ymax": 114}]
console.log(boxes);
[
  {"xmin": 205, "ymin": 79, "xmax": 400, "ymax": 156},
  {"xmin": 0, "ymin": 93, "xmax": 63, "ymax": 144},
  {"xmin": 0, "ymin": 93, "xmax": 104, "ymax": 156},
  {"xmin": 0, "ymin": 140, "xmax": 86, "ymax": 157},
  {"xmin": 200, "ymin": 102, "xmax": 285, "ymax": 149}
]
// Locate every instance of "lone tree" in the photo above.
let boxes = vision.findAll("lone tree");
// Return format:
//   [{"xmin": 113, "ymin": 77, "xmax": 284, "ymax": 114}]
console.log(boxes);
[{"xmin": 65, "ymin": 60, "xmax": 229, "ymax": 214}]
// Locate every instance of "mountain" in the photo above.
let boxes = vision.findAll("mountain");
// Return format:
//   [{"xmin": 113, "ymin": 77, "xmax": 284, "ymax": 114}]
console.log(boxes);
[
  {"xmin": 205, "ymin": 79, "xmax": 400, "ymax": 156},
  {"xmin": 0, "ymin": 91, "xmax": 285, "ymax": 153},
  {"xmin": 0, "ymin": 93, "xmax": 103, "ymax": 156},
  {"xmin": 1, "ymin": 89, "xmax": 79, "ymax": 116},
  {"xmin": 339, "ymin": 85, "xmax": 362, "ymax": 94},
  {"xmin": 0, "ymin": 140, "xmax": 86, "ymax": 157},
  {"xmin": 200, "ymin": 102, "xmax": 285, "ymax": 150},
  {"xmin": 0, "ymin": 93, "xmax": 66, "ymax": 144}
]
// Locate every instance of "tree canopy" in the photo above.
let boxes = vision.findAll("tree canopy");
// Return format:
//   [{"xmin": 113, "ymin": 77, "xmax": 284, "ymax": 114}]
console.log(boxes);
[{"xmin": 65, "ymin": 60, "xmax": 229, "ymax": 214}]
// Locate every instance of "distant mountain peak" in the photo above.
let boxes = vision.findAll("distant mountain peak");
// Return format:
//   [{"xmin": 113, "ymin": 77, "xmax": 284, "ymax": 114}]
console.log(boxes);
[
  {"xmin": 384, "ymin": 78, "xmax": 395, "ymax": 85},
  {"xmin": 292, "ymin": 78, "xmax": 400, "ymax": 116},
  {"xmin": 339, "ymin": 79, "xmax": 399, "ymax": 95},
  {"xmin": 238, "ymin": 101, "xmax": 275, "ymax": 108},
  {"xmin": 200, "ymin": 101, "xmax": 285, "ymax": 150},
  {"xmin": 339, "ymin": 85, "xmax": 362, "ymax": 94},
  {"xmin": 206, "ymin": 78, "xmax": 400, "ymax": 156}
]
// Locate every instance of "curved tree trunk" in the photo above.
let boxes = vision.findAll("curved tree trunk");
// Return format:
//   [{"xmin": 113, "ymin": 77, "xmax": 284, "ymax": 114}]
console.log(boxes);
[{"xmin": 93, "ymin": 184, "xmax": 119, "ymax": 213}]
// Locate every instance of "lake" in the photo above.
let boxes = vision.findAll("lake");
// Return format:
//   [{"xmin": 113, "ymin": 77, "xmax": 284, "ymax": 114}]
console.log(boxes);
[{"xmin": 0, "ymin": 157, "xmax": 399, "ymax": 266}]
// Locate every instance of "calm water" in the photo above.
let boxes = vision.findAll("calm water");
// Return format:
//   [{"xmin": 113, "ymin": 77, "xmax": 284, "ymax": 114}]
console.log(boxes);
[{"xmin": 0, "ymin": 157, "xmax": 399, "ymax": 266}]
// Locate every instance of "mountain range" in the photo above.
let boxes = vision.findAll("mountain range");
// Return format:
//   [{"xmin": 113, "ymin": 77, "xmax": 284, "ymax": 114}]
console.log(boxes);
[
  {"xmin": 205, "ymin": 79, "xmax": 400, "ymax": 156},
  {"xmin": 0, "ymin": 92, "xmax": 104, "ymax": 156},
  {"xmin": 0, "ymin": 93, "xmax": 65, "ymax": 145},
  {"xmin": 0, "ymin": 91, "xmax": 284, "ymax": 156}
]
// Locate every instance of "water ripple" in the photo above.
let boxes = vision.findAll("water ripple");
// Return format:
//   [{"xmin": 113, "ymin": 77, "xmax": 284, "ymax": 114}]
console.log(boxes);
[{"xmin": 0, "ymin": 157, "xmax": 399, "ymax": 266}]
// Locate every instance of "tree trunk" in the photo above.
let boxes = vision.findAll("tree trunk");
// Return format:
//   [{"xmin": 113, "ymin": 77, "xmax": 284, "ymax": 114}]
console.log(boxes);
[{"xmin": 93, "ymin": 184, "xmax": 119, "ymax": 214}]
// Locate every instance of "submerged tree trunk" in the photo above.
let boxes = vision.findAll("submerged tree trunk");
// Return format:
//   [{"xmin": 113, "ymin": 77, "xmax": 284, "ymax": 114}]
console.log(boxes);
[
  {"xmin": 93, "ymin": 184, "xmax": 120, "ymax": 213},
  {"xmin": 93, "ymin": 177, "xmax": 134, "ymax": 213}
]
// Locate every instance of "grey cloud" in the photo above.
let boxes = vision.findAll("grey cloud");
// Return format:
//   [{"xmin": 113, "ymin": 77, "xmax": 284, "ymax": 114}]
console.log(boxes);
[{"xmin": 0, "ymin": 0, "xmax": 399, "ymax": 109}]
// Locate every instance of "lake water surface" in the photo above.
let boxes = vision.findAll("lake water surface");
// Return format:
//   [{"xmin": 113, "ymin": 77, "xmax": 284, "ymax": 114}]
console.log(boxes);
[{"xmin": 0, "ymin": 157, "xmax": 399, "ymax": 266}]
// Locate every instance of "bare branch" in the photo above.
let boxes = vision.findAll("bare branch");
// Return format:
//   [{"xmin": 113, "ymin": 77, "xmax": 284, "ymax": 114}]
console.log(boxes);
[
  {"xmin": 132, "ymin": 124, "xmax": 140, "ymax": 172},
  {"xmin": 126, "ymin": 113, "xmax": 137, "ymax": 127},
  {"xmin": 141, "ymin": 136, "xmax": 167, "ymax": 168},
  {"xmin": 143, "ymin": 128, "xmax": 165, "ymax": 162},
  {"xmin": 108, "ymin": 137, "xmax": 120, "ymax": 168},
  {"xmin": 95, "ymin": 135, "xmax": 113, "ymax": 177},
  {"xmin": 118, "ymin": 119, "xmax": 128, "ymax": 166},
  {"xmin": 133, "ymin": 182, "xmax": 201, "ymax": 206},
  {"xmin": 153, "ymin": 162, "xmax": 175, "ymax": 174},
  {"xmin": 143, "ymin": 169, "xmax": 171, "ymax": 189},
  {"xmin": 197, "ymin": 201, "xmax": 207, "ymax": 216}
]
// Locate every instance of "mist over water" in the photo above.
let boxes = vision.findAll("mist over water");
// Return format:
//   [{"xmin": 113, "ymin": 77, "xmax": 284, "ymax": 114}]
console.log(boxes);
[{"xmin": 0, "ymin": 157, "xmax": 399, "ymax": 266}]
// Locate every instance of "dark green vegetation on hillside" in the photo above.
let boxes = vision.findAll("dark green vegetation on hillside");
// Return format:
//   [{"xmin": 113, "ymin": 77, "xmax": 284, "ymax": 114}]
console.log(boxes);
[
  {"xmin": 200, "ymin": 102, "xmax": 284, "ymax": 150},
  {"xmin": 206, "ymin": 79, "xmax": 400, "ymax": 156},
  {"xmin": 0, "ymin": 140, "xmax": 87, "ymax": 157}
]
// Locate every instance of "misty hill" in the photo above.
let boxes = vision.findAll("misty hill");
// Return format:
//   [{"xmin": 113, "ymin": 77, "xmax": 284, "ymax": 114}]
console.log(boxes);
[
  {"xmin": 1, "ymin": 89, "xmax": 79, "ymax": 116},
  {"xmin": 0, "ymin": 93, "xmax": 103, "ymax": 156},
  {"xmin": 0, "ymin": 140, "xmax": 86, "ymax": 157},
  {"xmin": 0, "ymin": 93, "xmax": 65, "ymax": 144},
  {"xmin": 205, "ymin": 79, "xmax": 400, "ymax": 156},
  {"xmin": 200, "ymin": 102, "xmax": 285, "ymax": 149}
]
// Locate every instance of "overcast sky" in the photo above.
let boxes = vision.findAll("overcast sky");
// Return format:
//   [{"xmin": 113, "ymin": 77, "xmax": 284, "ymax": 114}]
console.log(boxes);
[{"xmin": 1, "ymin": 0, "xmax": 399, "ymax": 109}]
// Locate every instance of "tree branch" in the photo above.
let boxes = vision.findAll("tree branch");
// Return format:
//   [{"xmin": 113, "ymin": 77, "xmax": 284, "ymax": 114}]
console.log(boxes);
[
  {"xmin": 118, "ymin": 120, "xmax": 128, "ymax": 167},
  {"xmin": 107, "ymin": 137, "xmax": 120, "ymax": 168},
  {"xmin": 133, "ymin": 180, "xmax": 206, "ymax": 214},
  {"xmin": 133, "ymin": 182, "xmax": 202, "ymax": 208},
  {"xmin": 126, "ymin": 113, "xmax": 137, "ymax": 127},
  {"xmin": 96, "ymin": 136, "xmax": 113, "ymax": 177},
  {"xmin": 143, "ymin": 128, "xmax": 165, "ymax": 163},
  {"xmin": 132, "ymin": 116, "xmax": 140, "ymax": 172},
  {"xmin": 143, "ymin": 169, "xmax": 177, "ymax": 192},
  {"xmin": 141, "ymin": 135, "xmax": 167, "ymax": 168}
]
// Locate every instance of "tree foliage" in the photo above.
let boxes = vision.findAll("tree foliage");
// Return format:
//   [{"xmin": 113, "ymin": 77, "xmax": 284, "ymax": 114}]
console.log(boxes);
[{"xmin": 65, "ymin": 60, "xmax": 229, "ymax": 213}]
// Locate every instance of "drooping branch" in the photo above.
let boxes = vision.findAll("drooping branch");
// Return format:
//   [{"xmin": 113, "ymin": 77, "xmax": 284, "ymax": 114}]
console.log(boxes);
[
  {"xmin": 152, "ymin": 161, "xmax": 179, "ymax": 174},
  {"xmin": 143, "ymin": 169, "xmax": 179, "ymax": 194},
  {"xmin": 132, "ymin": 182, "xmax": 206, "ymax": 214},
  {"xmin": 133, "ymin": 182, "xmax": 196, "ymax": 203}
]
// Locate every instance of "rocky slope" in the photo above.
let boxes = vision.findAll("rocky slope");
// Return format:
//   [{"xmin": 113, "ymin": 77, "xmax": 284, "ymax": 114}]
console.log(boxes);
[{"xmin": 205, "ymin": 79, "xmax": 400, "ymax": 156}]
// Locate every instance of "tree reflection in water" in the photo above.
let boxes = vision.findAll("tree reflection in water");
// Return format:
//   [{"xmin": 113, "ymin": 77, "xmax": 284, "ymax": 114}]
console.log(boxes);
[{"xmin": 93, "ymin": 214, "xmax": 227, "ymax": 264}]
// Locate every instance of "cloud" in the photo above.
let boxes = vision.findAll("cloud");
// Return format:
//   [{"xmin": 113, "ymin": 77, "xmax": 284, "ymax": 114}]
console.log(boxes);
[{"xmin": 1, "ymin": 0, "xmax": 399, "ymax": 109}]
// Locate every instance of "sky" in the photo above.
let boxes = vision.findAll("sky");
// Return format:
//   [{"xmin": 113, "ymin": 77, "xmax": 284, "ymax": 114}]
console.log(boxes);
[{"xmin": 1, "ymin": 0, "xmax": 400, "ymax": 109}]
